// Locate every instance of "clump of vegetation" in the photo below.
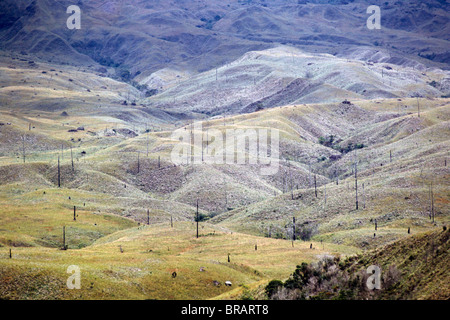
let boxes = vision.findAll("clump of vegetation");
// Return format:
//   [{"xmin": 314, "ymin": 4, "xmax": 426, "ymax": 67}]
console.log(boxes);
[
  {"xmin": 145, "ymin": 88, "xmax": 159, "ymax": 97},
  {"xmin": 295, "ymin": 224, "xmax": 318, "ymax": 241},
  {"xmin": 265, "ymin": 280, "xmax": 284, "ymax": 298},
  {"xmin": 318, "ymin": 135, "xmax": 365, "ymax": 154},
  {"xmin": 428, "ymin": 80, "xmax": 439, "ymax": 88},
  {"xmin": 254, "ymin": 102, "xmax": 264, "ymax": 112},
  {"xmin": 318, "ymin": 135, "xmax": 337, "ymax": 148},
  {"xmin": 118, "ymin": 68, "xmax": 131, "ymax": 82},
  {"xmin": 335, "ymin": 142, "xmax": 365, "ymax": 154},
  {"xmin": 198, "ymin": 15, "xmax": 222, "ymax": 29},
  {"xmin": 240, "ymin": 285, "xmax": 254, "ymax": 300},
  {"xmin": 266, "ymin": 257, "xmax": 400, "ymax": 300},
  {"xmin": 194, "ymin": 213, "xmax": 210, "ymax": 222}
]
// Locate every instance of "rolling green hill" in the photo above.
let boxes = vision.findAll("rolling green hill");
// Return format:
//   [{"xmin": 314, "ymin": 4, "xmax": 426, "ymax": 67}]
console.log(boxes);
[{"xmin": 0, "ymin": 39, "xmax": 448, "ymax": 300}]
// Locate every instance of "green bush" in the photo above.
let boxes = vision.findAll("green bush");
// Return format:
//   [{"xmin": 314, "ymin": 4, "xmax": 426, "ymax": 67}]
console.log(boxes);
[
  {"xmin": 265, "ymin": 280, "xmax": 284, "ymax": 298},
  {"xmin": 194, "ymin": 213, "xmax": 209, "ymax": 222}
]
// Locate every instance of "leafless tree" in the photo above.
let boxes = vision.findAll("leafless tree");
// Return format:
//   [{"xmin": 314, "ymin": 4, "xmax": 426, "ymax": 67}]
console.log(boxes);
[
  {"xmin": 70, "ymin": 146, "xmax": 74, "ymax": 172},
  {"xmin": 57, "ymin": 156, "xmax": 61, "ymax": 188},
  {"xmin": 196, "ymin": 199, "xmax": 199, "ymax": 238},
  {"xmin": 21, "ymin": 135, "xmax": 27, "ymax": 163}
]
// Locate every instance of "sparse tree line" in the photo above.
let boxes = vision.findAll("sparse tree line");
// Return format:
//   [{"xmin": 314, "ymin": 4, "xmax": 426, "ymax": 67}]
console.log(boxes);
[{"xmin": 262, "ymin": 222, "xmax": 318, "ymax": 242}]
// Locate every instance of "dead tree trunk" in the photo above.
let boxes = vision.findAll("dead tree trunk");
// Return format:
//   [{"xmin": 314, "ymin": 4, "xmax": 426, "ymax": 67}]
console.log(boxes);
[
  {"xmin": 355, "ymin": 157, "xmax": 359, "ymax": 210},
  {"xmin": 21, "ymin": 135, "xmax": 26, "ymax": 163},
  {"xmin": 292, "ymin": 217, "xmax": 296, "ymax": 241},
  {"xmin": 57, "ymin": 156, "xmax": 61, "ymax": 188},
  {"xmin": 430, "ymin": 182, "xmax": 435, "ymax": 223},
  {"xmin": 146, "ymin": 132, "xmax": 149, "ymax": 157},
  {"xmin": 71, "ymin": 147, "xmax": 74, "ymax": 173},
  {"xmin": 73, "ymin": 206, "xmax": 76, "ymax": 221},
  {"xmin": 62, "ymin": 226, "xmax": 66, "ymax": 250},
  {"xmin": 196, "ymin": 199, "xmax": 199, "ymax": 239},
  {"xmin": 314, "ymin": 175, "xmax": 317, "ymax": 198},
  {"xmin": 137, "ymin": 152, "xmax": 140, "ymax": 174},
  {"xmin": 147, "ymin": 209, "xmax": 150, "ymax": 225}
]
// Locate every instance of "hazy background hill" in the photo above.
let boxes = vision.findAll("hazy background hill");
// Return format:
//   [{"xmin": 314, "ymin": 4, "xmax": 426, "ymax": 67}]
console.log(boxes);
[
  {"xmin": 1, "ymin": 0, "xmax": 449, "ymax": 86},
  {"xmin": 146, "ymin": 46, "xmax": 449, "ymax": 116}
]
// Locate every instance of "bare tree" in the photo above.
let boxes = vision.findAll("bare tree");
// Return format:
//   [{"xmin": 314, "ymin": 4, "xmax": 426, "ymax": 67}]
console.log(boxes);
[
  {"xmin": 21, "ymin": 135, "xmax": 26, "ymax": 163},
  {"xmin": 430, "ymin": 182, "xmax": 435, "ymax": 223},
  {"xmin": 62, "ymin": 226, "xmax": 66, "ymax": 250},
  {"xmin": 196, "ymin": 199, "xmax": 199, "ymax": 238},
  {"xmin": 137, "ymin": 152, "xmax": 141, "ymax": 173},
  {"xmin": 292, "ymin": 217, "xmax": 296, "ymax": 241},
  {"xmin": 355, "ymin": 152, "xmax": 359, "ymax": 210},
  {"xmin": 314, "ymin": 175, "xmax": 317, "ymax": 198},
  {"xmin": 70, "ymin": 146, "xmax": 74, "ymax": 172},
  {"xmin": 146, "ymin": 131, "xmax": 149, "ymax": 157},
  {"xmin": 57, "ymin": 156, "xmax": 61, "ymax": 188}
]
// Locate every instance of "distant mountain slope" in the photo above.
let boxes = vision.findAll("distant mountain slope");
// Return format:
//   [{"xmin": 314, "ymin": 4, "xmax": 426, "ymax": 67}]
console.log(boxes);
[
  {"xmin": 0, "ymin": 0, "xmax": 449, "ymax": 83},
  {"xmin": 147, "ymin": 46, "xmax": 449, "ymax": 116}
]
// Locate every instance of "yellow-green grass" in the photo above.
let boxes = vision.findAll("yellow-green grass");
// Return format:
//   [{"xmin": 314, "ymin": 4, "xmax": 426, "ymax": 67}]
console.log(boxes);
[
  {"xmin": 0, "ymin": 186, "xmax": 137, "ymax": 248},
  {"xmin": 341, "ymin": 228, "xmax": 450, "ymax": 300},
  {"xmin": 0, "ymin": 222, "xmax": 358, "ymax": 300}
]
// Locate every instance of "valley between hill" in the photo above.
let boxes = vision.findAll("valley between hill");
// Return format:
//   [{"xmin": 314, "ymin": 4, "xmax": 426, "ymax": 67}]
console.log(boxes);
[{"xmin": 0, "ymin": 44, "xmax": 448, "ymax": 299}]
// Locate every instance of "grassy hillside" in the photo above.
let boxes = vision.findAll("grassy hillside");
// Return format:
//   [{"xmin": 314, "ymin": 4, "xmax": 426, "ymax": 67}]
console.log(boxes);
[
  {"xmin": 265, "ymin": 227, "xmax": 449, "ymax": 300},
  {"xmin": 0, "ymin": 222, "xmax": 357, "ymax": 300}
]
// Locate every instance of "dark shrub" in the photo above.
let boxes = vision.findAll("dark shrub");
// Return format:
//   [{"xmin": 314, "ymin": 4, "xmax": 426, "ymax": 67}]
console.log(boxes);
[{"xmin": 265, "ymin": 280, "xmax": 284, "ymax": 298}]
